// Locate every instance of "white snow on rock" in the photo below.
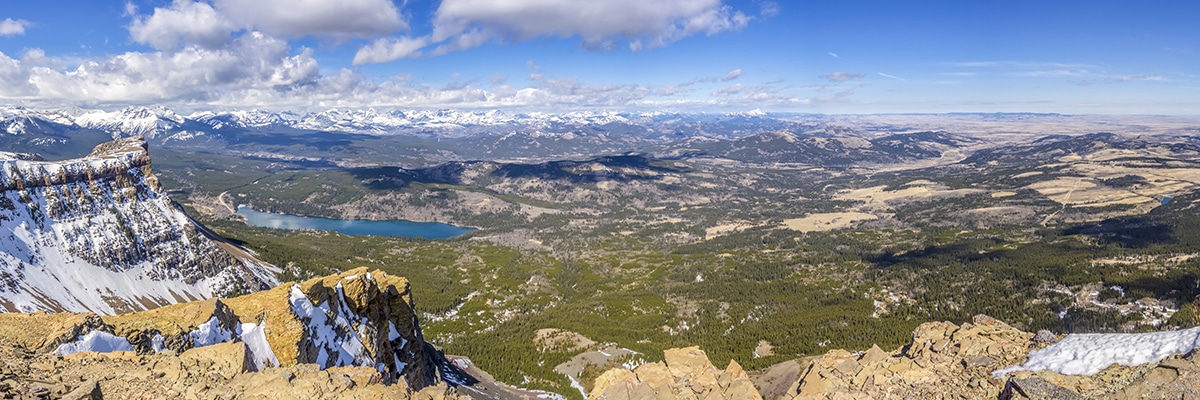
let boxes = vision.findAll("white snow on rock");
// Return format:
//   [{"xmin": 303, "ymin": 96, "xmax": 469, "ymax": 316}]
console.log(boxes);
[
  {"xmin": 151, "ymin": 334, "xmax": 166, "ymax": 353},
  {"xmin": 239, "ymin": 322, "xmax": 280, "ymax": 371},
  {"xmin": 55, "ymin": 331, "xmax": 136, "ymax": 355},
  {"xmin": 995, "ymin": 327, "xmax": 1200, "ymax": 377},
  {"xmin": 189, "ymin": 316, "xmax": 235, "ymax": 347},
  {"xmin": 287, "ymin": 283, "xmax": 375, "ymax": 369}
]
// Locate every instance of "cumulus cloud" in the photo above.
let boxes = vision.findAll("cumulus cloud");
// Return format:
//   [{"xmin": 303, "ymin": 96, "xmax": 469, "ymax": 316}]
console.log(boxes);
[
  {"xmin": 0, "ymin": 18, "xmax": 31, "ymax": 37},
  {"xmin": 213, "ymin": 0, "xmax": 405, "ymax": 38},
  {"xmin": 353, "ymin": 36, "xmax": 429, "ymax": 65},
  {"xmin": 127, "ymin": 0, "xmax": 406, "ymax": 51},
  {"xmin": 721, "ymin": 69, "xmax": 742, "ymax": 81},
  {"xmin": 129, "ymin": 1, "xmax": 236, "ymax": 51},
  {"xmin": 820, "ymin": 72, "xmax": 864, "ymax": 83},
  {"xmin": 356, "ymin": 0, "xmax": 752, "ymax": 64},
  {"xmin": 0, "ymin": 33, "xmax": 319, "ymax": 105}
]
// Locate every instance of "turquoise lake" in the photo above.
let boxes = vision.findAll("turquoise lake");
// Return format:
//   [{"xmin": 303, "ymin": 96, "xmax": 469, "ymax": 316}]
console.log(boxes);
[{"xmin": 236, "ymin": 206, "xmax": 473, "ymax": 239}]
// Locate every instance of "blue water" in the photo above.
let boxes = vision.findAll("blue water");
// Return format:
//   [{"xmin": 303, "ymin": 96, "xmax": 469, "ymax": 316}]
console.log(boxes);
[{"xmin": 236, "ymin": 206, "xmax": 473, "ymax": 239}]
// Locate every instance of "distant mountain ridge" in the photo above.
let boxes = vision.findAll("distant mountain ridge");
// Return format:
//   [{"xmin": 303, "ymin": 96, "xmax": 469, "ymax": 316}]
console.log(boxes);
[
  {"xmin": 0, "ymin": 137, "xmax": 277, "ymax": 314},
  {"xmin": 0, "ymin": 105, "xmax": 809, "ymax": 139}
]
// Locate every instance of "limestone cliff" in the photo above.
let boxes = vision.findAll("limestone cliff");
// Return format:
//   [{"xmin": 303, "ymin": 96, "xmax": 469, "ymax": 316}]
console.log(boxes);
[
  {"xmin": 0, "ymin": 137, "xmax": 277, "ymax": 314},
  {"xmin": 0, "ymin": 268, "xmax": 461, "ymax": 399}
]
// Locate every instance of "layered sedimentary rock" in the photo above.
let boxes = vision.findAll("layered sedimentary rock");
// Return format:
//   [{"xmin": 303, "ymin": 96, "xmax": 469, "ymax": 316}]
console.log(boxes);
[
  {"xmin": 0, "ymin": 268, "xmax": 460, "ymax": 399},
  {"xmin": 0, "ymin": 137, "xmax": 277, "ymax": 314}
]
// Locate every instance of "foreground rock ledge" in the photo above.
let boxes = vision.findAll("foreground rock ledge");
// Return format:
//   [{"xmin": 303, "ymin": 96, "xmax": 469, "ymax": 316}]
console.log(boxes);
[
  {"xmin": 592, "ymin": 315, "xmax": 1200, "ymax": 399},
  {"xmin": 0, "ymin": 267, "xmax": 467, "ymax": 400}
]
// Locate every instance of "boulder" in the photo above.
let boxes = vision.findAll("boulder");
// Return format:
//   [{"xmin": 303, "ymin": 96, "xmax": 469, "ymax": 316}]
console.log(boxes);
[
  {"xmin": 1000, "ymin": 376, "xmax": 1082, "ymax": 400},
  {"xmin": 591, "ymin": 348, "xmax": 764, "ymax": 400},
  {"xmin": 179, "ymin": 341, "xmax": 251, "ymax": 379}
]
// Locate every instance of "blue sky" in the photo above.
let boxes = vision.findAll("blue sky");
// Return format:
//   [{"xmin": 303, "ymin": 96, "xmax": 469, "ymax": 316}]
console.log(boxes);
[{"xmin": 0, "ymin": 0, "xmax": 1195, "ymax": 114}]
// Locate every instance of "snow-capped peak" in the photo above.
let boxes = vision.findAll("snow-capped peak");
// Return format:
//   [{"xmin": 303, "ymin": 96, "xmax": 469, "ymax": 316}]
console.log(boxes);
[
  {"xmin": 0, "ymin": 107, "xmax": 77, "ymax": 135},
  {"xmin": 75, "ymin": 106, "xmax": 186, "ymax": 139}
]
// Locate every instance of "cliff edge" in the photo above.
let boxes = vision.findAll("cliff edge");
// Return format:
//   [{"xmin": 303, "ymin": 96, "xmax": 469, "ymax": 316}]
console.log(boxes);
[
  {"xmin": 0, "ymin": 137, "xmax": 277, "ymax": 314},
  {"xmin": 0, "ymin": 267, "xmax": 464, "ymax": 399}
]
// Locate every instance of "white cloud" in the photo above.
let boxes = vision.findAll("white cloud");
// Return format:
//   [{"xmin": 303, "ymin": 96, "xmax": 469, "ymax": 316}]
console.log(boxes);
[
  {"xmin": 721, "ymin": 69, "xmax": 742, "ymax": 81},
  {"xmin": 877, "ymin": 72, "xmax": 904, "ymax": 81},
  {"xmin": 214, "ymin": 0, "xmax": 406, "ymax": 38},
  {"xmin": 355, "ymin": 0, "xmax": 752, "ymax": 64},
  {"xmin": 827, "ymin": 51, "xmax": 839, "ymax": 59},
  {"xmin": 820, "ymin": 72, "xmax": 864, "ymax": 83},
  {"xmin": 0, "ymin": 18, "xmax": 31, "ymax": 37},
  {"xmin": 0, "ymin": 33, "xmax": 318, "ymax": 105},
  {"xmin": 127, "ymin": 0, "xmax": 406, "ymax": 51},
  {"xmin": 714, "ymin": 83, "xmax": 745, "ymax": 96},
  {"xmin": 759, "ymin": 1, "xmax": 780, "ymax": 18},
  {"xmin": 129, "ymin": 0, "xmax": 237, "ymax": 51},
  {"xmin": 353, "ymin": 36, "xmax": 429, "ymax": 65},
  {"xmin": 1120, "ymin": 75, "xmax": 1164, "ymax": 82},
  {"xmin": 0, "ymin": 30, "xmax": 805, "ymax": 112}
]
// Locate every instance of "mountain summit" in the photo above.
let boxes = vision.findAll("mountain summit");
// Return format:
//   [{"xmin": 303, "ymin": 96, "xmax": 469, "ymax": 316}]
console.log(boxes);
[{"xmin": 0, "ymin": 137, "xmax": 277, "ymax": 314}]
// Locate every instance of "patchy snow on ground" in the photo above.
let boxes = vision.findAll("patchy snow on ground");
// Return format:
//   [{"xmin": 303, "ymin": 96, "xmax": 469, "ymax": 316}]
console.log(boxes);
[
  {"xmin": 995, "ymin": 327, "xmax": 1200, "ymax": 378},
  {"xmin": 55, "ymin": 331, "xmax": 136, "ymax": 355}
]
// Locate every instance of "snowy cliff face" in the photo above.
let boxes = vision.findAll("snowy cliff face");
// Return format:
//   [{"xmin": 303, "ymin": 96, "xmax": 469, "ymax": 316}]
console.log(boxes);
[{"xmin": 0, "ymin": 137, "xmax": 278, "ymax": 314}]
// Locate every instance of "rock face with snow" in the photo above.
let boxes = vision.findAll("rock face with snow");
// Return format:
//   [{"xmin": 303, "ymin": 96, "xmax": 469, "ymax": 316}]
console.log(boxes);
[
  {"xmin": 0, "ymin": 268, "xmax": 460, "ymax": 399},
  {"xmin": 0, "ymin": 137, "xmax": 277, "ymax": 314}
]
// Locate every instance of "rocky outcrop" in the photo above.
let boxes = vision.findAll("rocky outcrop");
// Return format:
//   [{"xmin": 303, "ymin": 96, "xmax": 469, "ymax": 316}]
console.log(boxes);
[
  {"xmin": 0, "ymin": 268, "xmax": 464, "ymax": 399},
  {"xmin": 589, "ymin": 346, "xmax": 763, "ymax": 400},
  {"xmin": 591, "ymin": 315, "xmax": 1200, "ymax": 400},
  {"xmin": 769, "ymin": 315, "xmax": 1034, "ymax": 399},
  {"xmin": 0, "ymin": 137, "xmax": 277, "ymax": 314},
  {"xmin": 764, "ymin": 314, "xmax": 1200, "ymax": 399}
]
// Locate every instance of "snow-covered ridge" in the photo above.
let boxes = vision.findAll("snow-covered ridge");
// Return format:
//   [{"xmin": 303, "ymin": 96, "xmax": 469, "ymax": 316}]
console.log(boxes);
[
  {"xmin": 75, "ymin": 106, "xmax": 185, "ymax": 139},
  {"xmin": 0, "ymin": 138, "xmax": 277, "ymax": 314},
  {"xmin": 0, "ymin": 137, "xmax": 151, "ymax": 190}
]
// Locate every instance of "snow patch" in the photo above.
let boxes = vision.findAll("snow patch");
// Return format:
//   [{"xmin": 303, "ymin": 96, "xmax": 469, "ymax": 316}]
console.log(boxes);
[
  {"xmin": 150, "ymin": 334, "xmax": 166, "ymax": 352},
  {"xmin": 55, "ymin": 331, "xmax": 135, "ymax": 355},
  {"xmin": 239, "ymin": 322, "xmax": 280, "ymax": 370},
  {"xmin": 566, "ymin": 374, "xmax": 588, "ymax": 399},
  {"xmin": 189, "ymin": 316, "xmax": 234, "ymax": 347},
  {"xmin": 995, "ymin": 327, "xmax": 1200, "ymax": 378}
]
